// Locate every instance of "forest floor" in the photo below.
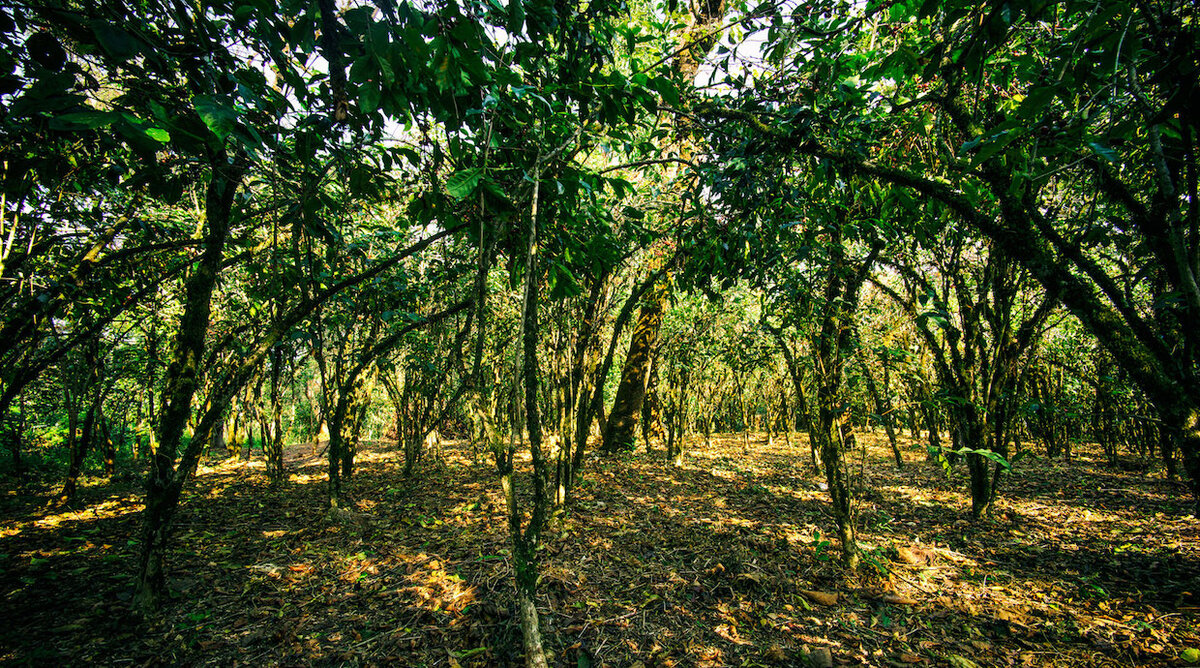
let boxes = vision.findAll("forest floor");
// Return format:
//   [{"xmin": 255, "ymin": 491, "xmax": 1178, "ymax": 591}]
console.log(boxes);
[{"xmin": 1, "ymin": 432, "xmax": 1199, "ymax": 667}]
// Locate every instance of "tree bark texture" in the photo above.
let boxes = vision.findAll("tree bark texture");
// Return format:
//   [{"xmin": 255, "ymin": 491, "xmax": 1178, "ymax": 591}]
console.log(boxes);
[
  {"xmin": 133, "ymin": 156, "xmax": 244, "ymax": 612},
  {"xmin": 603, "ymin": 281, "xmax": 666, "ymax": 453}
]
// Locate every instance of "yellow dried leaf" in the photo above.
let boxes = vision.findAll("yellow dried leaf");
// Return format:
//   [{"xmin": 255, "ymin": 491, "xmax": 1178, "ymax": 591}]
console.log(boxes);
[
  {"xmin": 896, "ymin": 547, "xmax": 926, "ymax": 565},
  {"xmin": 884, "ymin": 593, "xmax": 920, "ymax": 606},
  {"xmin": 800, "ymin": 589, "xmax": 839, "ymax": 606}
]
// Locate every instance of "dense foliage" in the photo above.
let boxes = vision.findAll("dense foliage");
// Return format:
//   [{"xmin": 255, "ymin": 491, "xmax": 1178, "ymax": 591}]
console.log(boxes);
[{"xmin": 1, "ymin": 0, "xmax": 1197, "ymax": 665}]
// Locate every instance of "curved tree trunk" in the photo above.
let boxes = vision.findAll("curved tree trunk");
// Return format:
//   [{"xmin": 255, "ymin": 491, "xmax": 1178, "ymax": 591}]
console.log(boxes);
[
  {"xmin": 133, "ymin": 156, "xmax": 245, "ymax": 613},
  {"xmin": 641, "ymin": 353, "xmax": 665, "ymax": 452},
  {"xmin": 602, "ymin": 281, "xmax": 666, "ymax": 453},
  {"xmin": 266, "ymin": 346, "xmax": 285, "ymax": 484}
]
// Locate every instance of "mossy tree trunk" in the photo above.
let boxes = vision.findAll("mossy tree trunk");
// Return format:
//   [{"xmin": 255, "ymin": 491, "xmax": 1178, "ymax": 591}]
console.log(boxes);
[
  {"xmin": 602, "ymin": 280, "xmax": 667, "ymax": 454},
  {"xmin": 133, "ymin": 156, "xmax": 245, "ymax": 613}
]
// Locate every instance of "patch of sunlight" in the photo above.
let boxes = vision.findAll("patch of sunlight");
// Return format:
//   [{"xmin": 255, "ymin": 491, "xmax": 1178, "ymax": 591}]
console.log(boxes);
[
  {"xmin": 782, "ymin": 527, "xmax": 822, "ymax": 545},
  {"xmin": 338, "ymin": 550, "xmax": 381, "ymax": 583},
  {"xmin": 32, "ymin": 498, "xmax": 142, "ymax": 529},
  {"xmin": 404, "ymin": 556, "xmax": 478, "ymax": 615},
  {"xmin": 1002, "ymin": 495, "xmax": 1128, "ymax": 525},
  {"xmin": 289, "ymin": 472, "xmax": 322, "ymax": 485},
  {"xmin": 195, "ymin": 457, "xmax": 261, "ymax": 475},
  {"xmin": 709, "ymin": 467, "xmax": 737, "ymax": 480},
  {"xmin": 764, "ymin": 482, "xmax": 823, "ymax": 502},
  {"xmin": 724, "ymin": 516, "xmax": 759, "ymax": 529},
  {"xmin": 352, "ymin": 449, "xmax": 399, "ymax": 464},
  {"xmin": 885, "ymin": 484, "xmax": 967, "ymax": 508}
]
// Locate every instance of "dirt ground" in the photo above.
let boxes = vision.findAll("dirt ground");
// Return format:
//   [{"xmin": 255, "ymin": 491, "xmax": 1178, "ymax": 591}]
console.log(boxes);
[{"xmin": 1, "ymin": 431, "xmax": 1198, "ymax": 666}]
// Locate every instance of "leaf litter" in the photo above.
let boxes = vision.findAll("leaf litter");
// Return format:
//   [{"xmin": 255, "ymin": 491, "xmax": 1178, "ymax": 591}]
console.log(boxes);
[{"xmin": 0, "ymin": 431, "xmax": 1197, "ymax": 666}]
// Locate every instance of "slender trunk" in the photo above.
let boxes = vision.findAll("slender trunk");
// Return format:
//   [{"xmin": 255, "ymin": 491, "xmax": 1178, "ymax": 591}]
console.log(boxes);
[
  {"xmin": 505, "ymin": 171, "xmax": 551, "ymax": 668},
  {"xmin": 328, "ymin": 390, "xmax": 348, "ymax": 508},
  {"xmin": 1160, "ymin": 400, "xmax": 1200, "ymax": 498},
  {"xmin": 5, "ymin": 392, "xmax": 24, "ymax": 474},
  {"xmin": 565, "ymin": 267, "xmax": 664, "ymax": 499},
  {"xmin": 862, "ymin": 357, "xmax": 902, "ymax": 468},
  {"xmin": 268, "ymin": 347, "xmax": 285, "ymax": 482},
  {"xmin": 808, "ymin": 229, "xmax": 877, "ymax": 570},
  {"xmin": 922, "ymin": 399, "xmax": 941, "ymax": 459},
  {"xmin": 516, "ymin": 555, "xmax": 548, "ymax": 668},
  {"xmin": 768, "ymin": 325, "xmax": 816, "ymax": 468},
  {"xmin": 602, "ymin": 280, "xmax": 666, "ymax": 453},
  {"xmin": 951, "ymin": 402, "xmax": 996, "ymax": 520},
  {"xmin": 102, "ymin": 416, "xmax": 116, "ymax": 476},
  {"xmin": 665, "ymin": 368, "xmax": 690, "ymax": 466},
  {"xmin": 61, "ymin": 388, "xmax": 102, "ymax": 505},
  {"xmin": 641, "ymin": 354, "xmax": 665, "ymax": 453},
  {"xmin": 812, "ymin": 402, "xmax": 859, "ymax": 571},
  {"xmin": 342, "ymin": 370, "xmax": 372, "ymax": 478},
  {"xmin": 133, "ymin": 155, "xmax": 244, "ymax": 612}
]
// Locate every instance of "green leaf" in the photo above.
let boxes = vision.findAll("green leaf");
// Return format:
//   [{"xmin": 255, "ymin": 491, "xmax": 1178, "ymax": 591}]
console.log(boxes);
[
  {"xmin": 508, "ymin": 0, "xmax": 526, "ymax": 34},
  {"xmin": 144, "ymin": 128, "xmax": 171, "ymax": 143},
  {"xmin": 360, "ymin": 82, "xmax": 381, "ymax": 115},
  {"xmin": 446, "ymin": 167, "xmax": 483, "ymax": 199},
  {"xmin": 957, "ymin": 447, "xmax": 1012, "ymax": 471},
  {"xmin": 1087, "ymin": 141, "xmax": 1117, "ymax": 163},
  {"xmin": 49, "ymin": 111, "xmax": 117, "ymax": 131},
  {"xmin": 193, "ymin": 95, "xmax": 238, "ymax": 141},
  {"xmin": 948, "ymin": 656, "xmax": 980, "ymax": 668},
  {"xmin": 929, "ymin": 447, "xmax": 951, "ymax": 477},
  {"xmin": 92, "ymin": 23, "xmax": 141, "ymax": 61},
  {"xmin": 1015, "ymin": 86, "xmax": 1056, "ymax": 119},
  {"xmin": 650, "ymin": 75, "xmax": 680, "ymax": 106}
]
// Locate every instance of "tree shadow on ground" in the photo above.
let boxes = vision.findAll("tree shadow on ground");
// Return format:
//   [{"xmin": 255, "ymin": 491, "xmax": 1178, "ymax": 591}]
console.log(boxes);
[{"xmin": 2, "ymin": 433, "xmax": 1198, "ymax": 666}]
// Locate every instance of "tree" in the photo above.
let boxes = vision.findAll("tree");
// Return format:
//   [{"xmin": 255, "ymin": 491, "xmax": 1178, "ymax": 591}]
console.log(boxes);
[
  {"xmin": 712, "ymin": 0, "xmax": 1200, "ymax": 499},
  {"xmin": 873, "ymin": 235, "xmax": 1056, "ymax": 517}
]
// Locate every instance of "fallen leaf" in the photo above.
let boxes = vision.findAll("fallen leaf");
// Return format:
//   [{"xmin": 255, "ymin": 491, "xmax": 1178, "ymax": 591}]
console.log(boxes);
[
  {"xmin": 803, "ymin": 646, "xmax": 833, "ymax": 668},
  {"xmin": 883, "ymin": 593, "xmax": 920, "ymax": 606},
  {"xmin": 800, "ymin": 590, "xmax": 839, "ymax": 606},
  {"xmin": 948, "ymin": 655, "xmax": 979, "ymax": 668},
  {"xmin": 896, "ymin": 547, "xmax": 926, "ymax": 565},
  {"xmin": 994, "ymin": 607, "xmax": 1033, "ymax": 627}
]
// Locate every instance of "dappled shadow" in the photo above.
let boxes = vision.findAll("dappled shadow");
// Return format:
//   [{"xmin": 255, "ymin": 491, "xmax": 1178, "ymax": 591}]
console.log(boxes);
[
  {"xmin": 0, "ymin": 491, "xmax": 144, "ymax": 664},
  {"xmin": 2, "ymin": 431, "xmax": 1199, "ymax": 666}
]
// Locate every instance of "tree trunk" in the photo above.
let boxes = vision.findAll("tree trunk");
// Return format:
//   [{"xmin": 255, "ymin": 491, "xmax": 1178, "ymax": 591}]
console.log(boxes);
[
  {"xmin": 861, "ymin": 357, "xmax": 902, "ymax": 468},
  {"xmin": 327, "ymin": 393, "xmax": 346, "ymax": 508},
  {"xmin": 960, "ymin": 411, "xmax": 995, "ymax": 520},
  {"xmin": 61, "ymin": 388, "xmax": 102, "ymax": 505},
  {"xmin": 267, "ymin": 345, "xmax": 285, "ymax": 483},
  {"xmin": 602, "ymin": 280, "xmax": 666, "ymax": 453},
  {"xmin": 515, "ymin": 545, "xmax": 549, "ymax": 668},
  {"xmin": 641, "ymin": 354, "xmax": 665, "ymax": 453},
  {"xmin": 805, "ymin": 231, "xmax": 878, "ymax": 571},
  {"xmin": 503, "ymin": 174, "xmax": 551, "ymax": 668},
  {"xmin": 812, "ymin": 399, "xmax": 859, "ymax": 571},
  {"xmin": 133, "ymin": 155, "xmax": 244, "ymax": 613},
  {"xmin": 102, "ymin": 416, "xmax": 116, "ymax": 476},
  {"xmin": 922, "ymin": 399, "xmax": 941, "ymax": 460},
  {"xmin": 4, "ymin": 392, "xmax": 24, "ymax": 475}
]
